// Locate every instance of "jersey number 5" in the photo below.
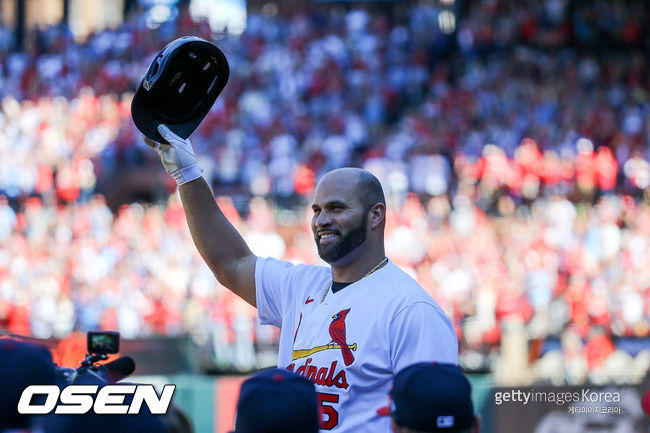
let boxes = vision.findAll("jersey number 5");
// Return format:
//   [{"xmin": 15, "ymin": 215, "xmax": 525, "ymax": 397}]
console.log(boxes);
[{"xmin": 317, "ymin": 392, "xmax": 339, "ymax": 430}]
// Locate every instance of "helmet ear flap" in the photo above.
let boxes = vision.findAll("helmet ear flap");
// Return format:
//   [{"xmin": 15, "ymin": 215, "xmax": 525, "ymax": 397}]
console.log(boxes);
[{"xmin": 131, "ymin": 36, "xmax": 230, "ymax": 143}]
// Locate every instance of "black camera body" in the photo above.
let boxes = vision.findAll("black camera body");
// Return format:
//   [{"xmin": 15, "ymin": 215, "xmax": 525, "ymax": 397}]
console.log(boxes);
[{"xmin": 56, "ymin": 331, "xmax": 134, "ymax": 385}]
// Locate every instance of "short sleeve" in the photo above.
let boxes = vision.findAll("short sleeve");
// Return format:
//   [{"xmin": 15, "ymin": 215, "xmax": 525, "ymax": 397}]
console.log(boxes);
[
  {"xmin": 255, "ymin": 257, "xmax": 302, "ymax": 327},
  {"xmin": 389, "ymin": 302, "xmax": 459, "ymax": 373}
]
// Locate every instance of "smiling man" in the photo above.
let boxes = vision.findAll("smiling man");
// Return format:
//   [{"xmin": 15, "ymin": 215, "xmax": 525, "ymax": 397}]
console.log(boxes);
[{"xmin": 143, "ymin": 126, "xmax": 458, "ymax": 433}]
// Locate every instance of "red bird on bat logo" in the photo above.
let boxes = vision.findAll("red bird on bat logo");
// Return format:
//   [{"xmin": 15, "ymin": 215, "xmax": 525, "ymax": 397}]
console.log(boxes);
[{"xmin": 329, "ymin": 308, "xmax": 355, "ymax": 366}]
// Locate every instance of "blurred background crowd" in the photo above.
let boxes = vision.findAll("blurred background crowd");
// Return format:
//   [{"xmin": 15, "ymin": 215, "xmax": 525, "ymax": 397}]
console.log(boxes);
[{"xmin": 0, "ymin": 0, "xmax": 649, "ymax": 386}]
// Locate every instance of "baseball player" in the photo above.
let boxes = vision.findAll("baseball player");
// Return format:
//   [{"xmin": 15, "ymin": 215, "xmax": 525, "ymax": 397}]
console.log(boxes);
[{"xmin": 143, "ymin": 125, "xmax": 458, "ymax": 432}]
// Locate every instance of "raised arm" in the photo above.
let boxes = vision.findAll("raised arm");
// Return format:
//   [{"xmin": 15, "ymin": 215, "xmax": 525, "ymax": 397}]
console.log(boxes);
[
  {"xmin": 179, "ymin": 177, "xmax": 257, "ymax": 306},
  {"xmin": 144, "ymin": 125, "xmax": 257, "ymax": 307}
]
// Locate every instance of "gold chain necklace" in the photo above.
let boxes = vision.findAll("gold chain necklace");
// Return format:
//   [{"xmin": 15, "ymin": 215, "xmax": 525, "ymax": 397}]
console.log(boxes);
[{"xmin": 320, "ymin": 257, "xmax": 388, "ymax": 304}]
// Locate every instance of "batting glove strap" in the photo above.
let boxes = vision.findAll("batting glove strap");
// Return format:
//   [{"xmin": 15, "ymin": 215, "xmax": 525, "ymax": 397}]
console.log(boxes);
[{"xmin": 170, "ymin": 163, "xmax": 204, "ymax": 185}]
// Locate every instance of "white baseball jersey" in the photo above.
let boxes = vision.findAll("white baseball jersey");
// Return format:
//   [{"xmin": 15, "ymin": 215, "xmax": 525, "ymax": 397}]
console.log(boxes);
[{"xmin": 255, "ymin": 257, "xmax": 458, "ymax": 433}]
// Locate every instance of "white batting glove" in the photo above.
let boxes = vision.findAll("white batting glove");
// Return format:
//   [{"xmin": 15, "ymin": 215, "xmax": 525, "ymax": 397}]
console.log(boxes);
[{"xmin": 142, "ymin": 125, "xmax": 203, "ymax": 185}]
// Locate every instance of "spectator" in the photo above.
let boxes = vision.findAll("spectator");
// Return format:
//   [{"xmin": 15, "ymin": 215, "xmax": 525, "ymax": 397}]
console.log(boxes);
[
  {"xmin": 230, "ymin": 368, "xmax": 319, "ymax": 433},
  {"xmin": 377, "ymin": 362, "xmax": 480, "ymax": 433},
  {"xmin": 0, "ymin": 338, "xmax": 55, "ymax": 430}
]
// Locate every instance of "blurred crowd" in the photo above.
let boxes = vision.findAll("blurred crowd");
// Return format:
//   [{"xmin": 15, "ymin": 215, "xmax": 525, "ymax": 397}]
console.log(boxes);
[
  {"xmin": 1, "ymin": 1, "xmax": 649, "ymax": 203},
  {"xmin": 0, "ymin": 0, "xmax": 649, "ymax": 384},
  {"xmin": 1, "ymin": 188, "xmax": 649, "ymax": 383}
]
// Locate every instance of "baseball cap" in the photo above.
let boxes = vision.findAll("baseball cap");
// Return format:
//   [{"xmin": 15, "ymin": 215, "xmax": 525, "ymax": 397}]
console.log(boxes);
[
  {"xmin": 231, "ymin": 368, "xmax": 320, "ymax": 433},
  {"xmin": 131, "ymin": 36, "xmax": 229, "ymax": 143},
  {"xmin": 377, "ymin": 363, "xmax": 474, "ymax": 432},
  {"xmin": 0, "ymin": 338, "xmax": 56, "ymax": 429}
]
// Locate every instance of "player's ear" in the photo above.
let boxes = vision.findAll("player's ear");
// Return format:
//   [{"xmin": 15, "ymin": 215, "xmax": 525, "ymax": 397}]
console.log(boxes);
[{"xmin": 368, "ymin": 203, "xmax": 386, "ymax": 230}]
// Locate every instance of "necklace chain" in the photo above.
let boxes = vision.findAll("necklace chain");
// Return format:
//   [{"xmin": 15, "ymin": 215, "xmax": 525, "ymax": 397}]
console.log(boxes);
[{"xmin": 320, "ymin": 257, "xmax": 388, "ymax": 304}]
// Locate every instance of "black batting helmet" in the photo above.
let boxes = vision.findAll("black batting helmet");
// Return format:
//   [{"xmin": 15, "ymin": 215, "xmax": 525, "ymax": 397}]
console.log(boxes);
[{"xmin": 131, "ymin": 36, "xmax": 229, "ymax": 143}]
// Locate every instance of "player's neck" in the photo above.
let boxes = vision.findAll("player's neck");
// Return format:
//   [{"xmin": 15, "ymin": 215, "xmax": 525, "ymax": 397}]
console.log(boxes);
[{"xmin": 330, "ymin": 249, "xmax": 387, "ymax": 283}]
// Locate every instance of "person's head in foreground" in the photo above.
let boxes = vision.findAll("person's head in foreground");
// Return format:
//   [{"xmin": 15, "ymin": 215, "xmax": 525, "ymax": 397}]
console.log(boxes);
[
  {"xmin": 0, "ymin": 338, "xmax": 56, "ymax": 430},
  {"xmin": 377, "ymin": 362, "xmax": 481, "ymax": 433},
  {"xmin": 231, "ymin": 368, "xmax": 320, "ymax": 433}
]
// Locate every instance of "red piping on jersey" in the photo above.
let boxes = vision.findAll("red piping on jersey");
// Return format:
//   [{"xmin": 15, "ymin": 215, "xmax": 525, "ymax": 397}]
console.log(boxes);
[{"xmin": 293, "ymin": 312, "xmax": 303, "ymax": 345}]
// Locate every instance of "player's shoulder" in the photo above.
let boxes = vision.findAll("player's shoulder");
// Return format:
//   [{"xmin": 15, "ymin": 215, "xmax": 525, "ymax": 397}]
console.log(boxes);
[
  {"xmin": 366, "ymin": 262, "xmax": 452, "ymax": 334},
  {"xmin": 373, "ymin": 261, "xmax": 437, "ymax": 305},
  {"xmin": 375, "ymin": 261, "xmax": 425, "ymax": 291},
  {"xmin": 258, "ymin": 256, "xmax": 330, "ymax": 281}
]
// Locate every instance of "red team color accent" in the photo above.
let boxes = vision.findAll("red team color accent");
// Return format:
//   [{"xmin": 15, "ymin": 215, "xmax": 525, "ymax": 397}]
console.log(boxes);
[{"xmin": 329, "ymin": 309, "xmax": 355, "ymax": 366}]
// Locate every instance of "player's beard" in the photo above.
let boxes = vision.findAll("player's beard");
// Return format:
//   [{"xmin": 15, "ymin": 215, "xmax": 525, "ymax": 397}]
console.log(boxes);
[{"xmin": 316, "ymin": 216, "xmax": 367, "ymax": 263}]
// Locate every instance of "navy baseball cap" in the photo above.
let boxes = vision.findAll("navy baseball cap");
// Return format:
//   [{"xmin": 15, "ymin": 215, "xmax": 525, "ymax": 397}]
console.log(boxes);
[
  {"xmin": 231, "ymin": 368, "xmax": 319, "ymax": 433},
  {"xmin": 377, "ymin": 363, "xmax": 474, "ymax": 432},
  {"xmin": 131, "ymin": 36, "xmax": 229, "ymax": 143},
  {"xmin": 0, "ymin": 338, "xmax": 56, "ymax": 429}
]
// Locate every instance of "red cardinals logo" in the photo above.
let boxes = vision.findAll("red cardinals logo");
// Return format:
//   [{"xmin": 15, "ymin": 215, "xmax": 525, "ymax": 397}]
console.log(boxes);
[
  {"xmin": 291, "ymin": 308, "xmax": 357, "ymax": 366},
  {"xmin": 329, "ymin": 308, "xmax": 355, "ymax": 366}
]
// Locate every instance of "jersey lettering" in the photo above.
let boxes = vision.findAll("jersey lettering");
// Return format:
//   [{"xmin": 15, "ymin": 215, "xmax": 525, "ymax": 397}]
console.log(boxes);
[
  {"xmin": 317, "ymin": 392, "xmax": 340, "ymax": 430},
  {"xmin": 287, "ymin": 359, "xmax": 349, "ymax": 389}
]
